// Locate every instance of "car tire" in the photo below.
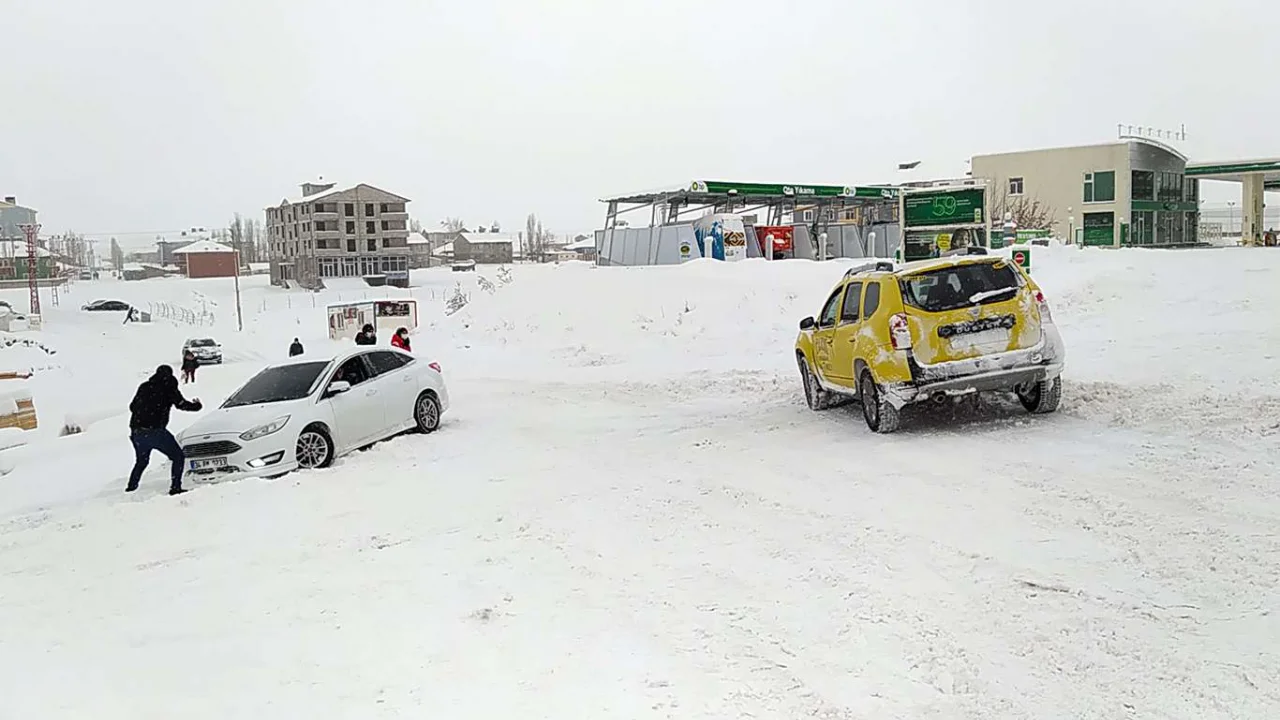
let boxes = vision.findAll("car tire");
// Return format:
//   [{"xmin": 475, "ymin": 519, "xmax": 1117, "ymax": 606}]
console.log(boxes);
[
  {"xmin": 295, "ymin": 424, "xmax": 335, "ymax": 469},
  {"xmin": 797, "ymin": 354, "xmax": 832, "ymax": 411},
  {"xmin": 860, "ymin": 370, "xmax": 901, "ymax": 434},
  {"xmin": 414, "ymin": 391, "xmax": 442, "ymax": 433},
  {"xmin": 1017, "ymin": 376, "xmax": 1062, "ymax": 414}
]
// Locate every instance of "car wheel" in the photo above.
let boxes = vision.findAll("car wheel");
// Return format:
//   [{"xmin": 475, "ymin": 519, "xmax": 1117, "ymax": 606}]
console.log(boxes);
[
  {"xmin": 295, "ymin": 424, "xmax": 335, "ymax": 469},
  {"xmin": 859, "ymin": 371, "xmax": 901, "ymax": 434},
  {"xmin": 1017, "ymin": 376, "xmax": 1062, "ymax": 414},
  {"xmin": 414, "ymin": 391, "xmax": 441, "ymax": 433},
  {"xmin": 797, "ymin": 354, "xmax": 831, "ymax": 411}
]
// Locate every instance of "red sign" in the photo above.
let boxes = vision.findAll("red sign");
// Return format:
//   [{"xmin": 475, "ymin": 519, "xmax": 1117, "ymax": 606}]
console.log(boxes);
[{"xmin": 755, "ymin": 226, "xmax": 794, "ymax": 258}]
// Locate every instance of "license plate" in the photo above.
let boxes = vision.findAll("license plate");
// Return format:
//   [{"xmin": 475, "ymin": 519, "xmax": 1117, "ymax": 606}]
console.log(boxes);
[
  {"xmin": 948, "ymin": 328, "xmax": 1010, "ymax": 353},
  {"xmin": 190, "ymin": 457, "xmax": 228, "ymax": 471}
]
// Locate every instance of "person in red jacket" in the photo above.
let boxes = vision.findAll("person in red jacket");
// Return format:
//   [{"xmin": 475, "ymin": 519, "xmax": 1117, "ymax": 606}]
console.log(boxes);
[{"xmin": 390, "ymin": 327, "xmax": 411, "ymax": 351}]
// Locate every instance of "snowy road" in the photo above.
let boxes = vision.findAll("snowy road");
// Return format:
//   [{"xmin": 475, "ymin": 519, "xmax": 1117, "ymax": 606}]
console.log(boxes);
[
  {"xmin": 2, "ymin": 371, "xmax": 1276, "ymax": 719},
  {"xmin": 2, "ymin": 249, "xmax": 1278, "ymax": 719}
]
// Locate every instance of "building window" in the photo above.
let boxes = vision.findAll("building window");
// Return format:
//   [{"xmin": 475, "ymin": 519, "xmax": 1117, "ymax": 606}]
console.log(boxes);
[
  {"xmin": 366, "ymin": 221, "xmax": 376, "ymax": 234},
  {"xmin": 346, "ymin": 221, "xmax": 355, "ymax": 234},
  {"xmin": 1184, "ymin": 178, "xmax": 1199, "ymax": 204},
  {"xmin": 380, "ymin": 220, "xmax": 389, "ymax": 231},
  {"xmin": 1083, "ymin": 171, "xmax": 1115, "ymax": 203},
  {"xmin": 1131, "ymin": 170, "xmax": 1154, "ymax": 201},
  {"xmin": 347, "ymin": 238, "xmax": 357, "ymax": 252},
  {"xmin": 379, "ymin": 203, "xmax": 389, "ymax": 213},
  {"xmin": 1008, "ymin": 177, "xmax": 1024, "ymax": 196},
  {"xmin": 367, "ymin": 238, "xmax": 376, "ymax": 252},
  {"xmin": 1131, "ymin": 210, "xmax": 1153, "ymax": 245},
  {"xmin": 802, "ymin": 209, "xmax": 814, "ymax": 222},
  {"xmin": 365, "ymin": 203, "xmax": 375, "ymax": 217},
  {"xmin": 344, "ymin": 203, "xmax": 355, "ymax": 217}
]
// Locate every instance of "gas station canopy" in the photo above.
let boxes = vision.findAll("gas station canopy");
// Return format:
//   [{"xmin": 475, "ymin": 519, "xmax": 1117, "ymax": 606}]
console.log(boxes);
[{"xmin": 1185, "ymin": 158, "xmax": 1280, "ymax": 191}]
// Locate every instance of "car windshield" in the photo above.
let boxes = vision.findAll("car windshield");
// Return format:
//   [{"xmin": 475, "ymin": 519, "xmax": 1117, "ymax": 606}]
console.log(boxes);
[
  {"xmin": 900, "ymin": 261, "xmax": 1021, "ymax": 313},
  {"xmin": 188, "ymin": 339, "xmax": 217, "ymax": 347},
  {"xmin": 222, "ymin": 361, "xmax": 330, "ymax": 408}
]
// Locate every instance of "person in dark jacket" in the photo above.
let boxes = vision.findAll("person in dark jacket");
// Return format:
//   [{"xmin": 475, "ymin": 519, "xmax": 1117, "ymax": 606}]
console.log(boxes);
[
  {"xmin": 127, "ymin": 365, "xmax": 203, "ymax": 495},
  {"xmin": 354, "ymin": 324, "xmax": 377, "ymax": 345},
  {"xmin": 390, "ymin": 327, "xmax": 411, "ymax": 351},
  {"xmin": 180, "ymin": 350, "xmax": 199, "ymax": 384},
  {"xmin": 289, "ymin": 338, "xmax": 305, "ymax": 357}
]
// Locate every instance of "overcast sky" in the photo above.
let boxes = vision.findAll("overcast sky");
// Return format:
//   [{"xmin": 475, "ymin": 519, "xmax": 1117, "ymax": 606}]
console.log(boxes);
[{"xmin": 2, "ymin": 0, "xmax": 1275, "ymax": 246}]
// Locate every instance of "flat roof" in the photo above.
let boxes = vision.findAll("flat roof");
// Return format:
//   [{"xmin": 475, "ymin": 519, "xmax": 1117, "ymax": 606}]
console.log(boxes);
[
  {"xmin": 601, "ymin": 180, "xmax": 899, "ymax": 206},
  {"xmin": 1185, "ymin": 158, "xmax": 1280, "ymax": 187}
]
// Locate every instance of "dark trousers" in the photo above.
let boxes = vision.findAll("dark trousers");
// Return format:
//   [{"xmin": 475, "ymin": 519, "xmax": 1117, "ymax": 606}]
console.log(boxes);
[{"xmin": 128, "ymin": 428, "xmax": 185, "ymax": 492}]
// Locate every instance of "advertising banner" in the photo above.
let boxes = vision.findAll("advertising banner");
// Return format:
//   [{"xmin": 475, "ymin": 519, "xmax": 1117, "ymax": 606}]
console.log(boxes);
[
  {"xmin": 755, "ymin": 226, "xmax": 795, "ymax": 259},
  {"xmin": 693, "ymin": 214, "xmax": 749, "ymax": 262}
]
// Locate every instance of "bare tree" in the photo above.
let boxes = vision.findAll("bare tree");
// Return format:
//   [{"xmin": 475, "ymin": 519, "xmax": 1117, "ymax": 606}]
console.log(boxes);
[
  {"xmin": 409, "ymin": 217, "xmax": 423, "ymax": 234},
  {"xmin": 525, "ymin": 213, "xmax": 537, "ymax": 260},
  {"xmin": 440, "ymin": 217, "xmax": 466, "ymax": 232},
  {"xmin": 229, "ymin": 213, "xmax": 245, "ymax": 259},
  {"xmin": 989, "ymin": 188, "xmax": 1057, "ymax": 232},
  {"xmin": 243, "ymin": 217, "xmax": 259, "ymax": 264},
  {"xmin": 110, "ymin": 237, "xmax": 124, "ymax": 270}
]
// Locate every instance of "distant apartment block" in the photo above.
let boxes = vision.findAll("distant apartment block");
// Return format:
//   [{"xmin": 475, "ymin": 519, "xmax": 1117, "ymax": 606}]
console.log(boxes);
[
  {"xmin": 266, "ymin": 181, "xmax": 411, "ymax": 288},
  {"xmin": 0, "ymin": 195, "xmax": 38, "ymax": 241}
]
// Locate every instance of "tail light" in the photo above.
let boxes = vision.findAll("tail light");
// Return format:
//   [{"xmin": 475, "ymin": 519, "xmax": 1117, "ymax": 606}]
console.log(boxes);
[
  {"xmin": 889, "ymin": 313, "xmax": 912, "ymax": 350},
  {"xmin": 428, "ymin": 362, "xmax": 442, "ymax": 373},
  {"xmin": 1034, "ymin": 290, "xmax": 1053, "ymax": 323}
]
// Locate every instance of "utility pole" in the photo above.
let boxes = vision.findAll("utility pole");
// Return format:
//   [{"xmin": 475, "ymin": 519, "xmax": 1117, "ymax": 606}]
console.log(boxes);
[
  {"xmin": 233, "ymin": 250, "xmax": 244, "ymax": 332},
  {"xmin": 19, "ymin": 223, "xmax": 41, "ymax": 319}
]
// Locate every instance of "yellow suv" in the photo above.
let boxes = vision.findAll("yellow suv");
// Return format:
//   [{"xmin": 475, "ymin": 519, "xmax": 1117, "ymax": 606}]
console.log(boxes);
[{"xmin": 794, "ymin": 248, "xmax": 1066, "ymax": 433}]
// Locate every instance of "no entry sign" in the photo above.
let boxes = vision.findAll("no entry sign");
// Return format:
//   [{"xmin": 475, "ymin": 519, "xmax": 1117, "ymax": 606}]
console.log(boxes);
[{"xmin": 1011, "ymin": 247, "xmax": 1031, "ymax": 273}]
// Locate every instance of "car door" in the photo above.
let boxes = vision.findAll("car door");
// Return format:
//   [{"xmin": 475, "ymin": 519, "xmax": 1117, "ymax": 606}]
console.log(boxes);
[
  {"xmin": 321, "ymin": 355, "xmax": 383, "ymax": 450},
  {"xmin": 829, "ymin": 281, "xmax": 863, "ymax": 384},
  {"xmin": 364, "ymin": 350, "xmax": 418, "ymax": 433},
  {"xmin": 812, "ymin": 287, "xmax": 845, "ymax": 385}
]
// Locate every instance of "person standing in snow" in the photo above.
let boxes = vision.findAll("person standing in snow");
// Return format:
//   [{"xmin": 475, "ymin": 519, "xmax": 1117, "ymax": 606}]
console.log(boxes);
[
  {"xmin": 354, "ymin": 324, "xmax": 377, "ymax": 345},
  {"xmin": 126, "ymin": 365, "xmax": 203, "ymax": 496},
  {"xmin": 180, "ymin": 350, "xmax": 199, "ymax": 384},
  {"xmin": 289, "ymin": 338, "xmax": 305, "ymax": 357},
  {"xmin": 390, "ymin": 327, "xmax": 411, "ymax": 351}
]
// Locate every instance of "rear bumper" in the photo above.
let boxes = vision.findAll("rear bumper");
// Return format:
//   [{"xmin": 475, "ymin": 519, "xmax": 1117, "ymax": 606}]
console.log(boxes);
[{"xmin": 888, "ymin": 325, "xmax": 1065, "ymax": 407}]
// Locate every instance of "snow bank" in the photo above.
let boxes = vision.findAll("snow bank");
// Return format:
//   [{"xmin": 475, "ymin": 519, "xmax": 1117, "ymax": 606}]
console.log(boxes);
[{"xmin": 1, "ymin": 249, "xmax": 1279, "ymax": 719}]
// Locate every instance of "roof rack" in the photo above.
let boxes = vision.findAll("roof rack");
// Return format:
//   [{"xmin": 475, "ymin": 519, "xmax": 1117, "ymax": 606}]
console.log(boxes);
[
  {"xmin": 844, "ymin": 260, "xmax": 895, "ymax": 278},
  {"xmin": 940, "ymin": 246, "xmax": 988, "ymax": 258}
]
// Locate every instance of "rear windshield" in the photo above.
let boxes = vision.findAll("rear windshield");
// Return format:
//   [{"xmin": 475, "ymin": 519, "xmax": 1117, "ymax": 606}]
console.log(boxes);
[
  {"xmin": 222, "ymin": 361, "xmax": 330, "ymax": 408},
  {"xmin": 899, "ymin": 261, "xmax": 1021, "ymax": 313}
]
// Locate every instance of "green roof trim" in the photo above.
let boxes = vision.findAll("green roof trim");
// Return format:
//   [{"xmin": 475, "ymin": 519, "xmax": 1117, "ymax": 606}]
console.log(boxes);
[{"xmin": 1185, "ymin": 160, "xmax": 1280, "ymax": 177}]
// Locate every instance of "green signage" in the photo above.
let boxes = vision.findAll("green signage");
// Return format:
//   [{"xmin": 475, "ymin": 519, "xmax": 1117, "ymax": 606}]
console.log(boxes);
[
  {"xmin": 902, "ymin": 188, "xmax": 986, "ymax": 228},
  {"xmin": 689, "ymin": 181, "xmax": 899, "ymax": 200},
  {"xmin": 1010, "ymin": 246, "xmax": 1031, "ymax": 273}
]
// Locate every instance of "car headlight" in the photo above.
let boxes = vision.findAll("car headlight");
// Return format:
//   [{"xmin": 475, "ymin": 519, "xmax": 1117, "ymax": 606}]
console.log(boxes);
[{"xmin": 239, "ymin": 415, "xmax": 290, "ymax": 441}]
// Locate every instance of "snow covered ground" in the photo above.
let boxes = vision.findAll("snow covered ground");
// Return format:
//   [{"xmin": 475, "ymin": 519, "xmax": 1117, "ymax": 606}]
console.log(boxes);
[{"xmin": 1, "ymin": 247, "xmax": 1278, "ymax": 719}]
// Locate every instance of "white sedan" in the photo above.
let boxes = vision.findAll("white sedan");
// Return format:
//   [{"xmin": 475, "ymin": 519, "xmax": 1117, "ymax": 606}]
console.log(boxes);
[{"xmin": 176, "ymin": 346, "xmax": 449, "ymax": 479}]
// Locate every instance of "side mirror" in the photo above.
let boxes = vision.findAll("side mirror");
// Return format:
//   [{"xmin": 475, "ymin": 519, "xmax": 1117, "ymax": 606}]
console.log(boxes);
[
  {"xmin": 799, "ymin": 316, "xmax": 816, "ymax": 331},
  {"xmin": 324, "ymin": 380, "xmax": 352, "ymax": 398}
]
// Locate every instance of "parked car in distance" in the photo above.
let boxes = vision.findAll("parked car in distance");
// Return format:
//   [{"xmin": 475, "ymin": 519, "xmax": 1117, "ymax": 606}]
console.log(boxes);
[
  {"xmin": 794, "ymin": 247, "xmax": 1066, "ymax": 433},
  {"xmin": 81, "ymin": 299, "xmax": 131, "ymax": 312},
  {"xmin": 451, "ymin": 259, "xmax": 477, "ymax": 272},
  {"xmin": 176, "ymin": 347, "xmax": 449, "ymax": 479},
  {"xmin": 183, "ymin": 337, "xmax": 223, "ymax": 364}
]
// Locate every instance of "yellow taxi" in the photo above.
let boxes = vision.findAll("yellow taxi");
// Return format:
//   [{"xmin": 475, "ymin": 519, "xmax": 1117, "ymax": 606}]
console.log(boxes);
[{"xmin": 794, "ymin": 247, "xmax": 1066, "ymax": 433}]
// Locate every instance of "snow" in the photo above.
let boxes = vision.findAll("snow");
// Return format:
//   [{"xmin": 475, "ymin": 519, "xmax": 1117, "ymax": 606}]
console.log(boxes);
[
  {"xmin": 1, "ymin": 246, "xmax": 1278, "ymax": 719},
  {"xmin": 459, "ymin": 231, "xmax": 518, "ymax": 245},
  {"xmin": 563, "ymin": 237, "xmax": 597, "ymax": 251},
  {"xmin": 0, "ymin": 239, "xmax": 54, "ymax": 258},
  {"xmin": 171, "ymin": 239, "xmax": 234, "ymax": 255}
]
